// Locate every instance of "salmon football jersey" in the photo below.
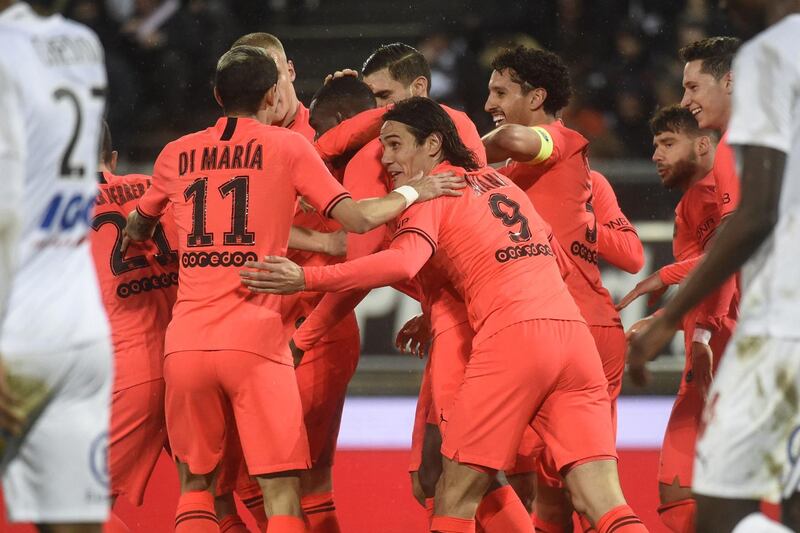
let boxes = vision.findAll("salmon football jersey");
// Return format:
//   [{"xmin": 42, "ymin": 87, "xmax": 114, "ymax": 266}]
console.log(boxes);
[
  {"xmin": 137, "ymin": 116, "xmax": 351, "ymax": 364},
  {"xmin": 591, "ymin": 170, "xmax": 644, "ymax": 274},
  {"xmin": 303, "ymin": 163, "xmax": 584, "ymax": 345},
  {"xmin": 714, "ymin": 132, "xmax": 740, "ymax": 219},
  {"xmin": 91, "ymin": 172, "xmax": 179, "ymax": 389},
  {"xmin": 501, "ymin": 121, "xmax": 620, "ymax": 327}
]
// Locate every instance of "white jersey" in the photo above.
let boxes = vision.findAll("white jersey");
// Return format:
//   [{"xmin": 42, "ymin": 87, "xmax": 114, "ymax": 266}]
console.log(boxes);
[
  {"xmin": 726, "ymin": 14, "xmax": 800, "ymax": 340},
  {"xmin": 0, "ymin": 3, "xmax": 110, "ymax": 354}
]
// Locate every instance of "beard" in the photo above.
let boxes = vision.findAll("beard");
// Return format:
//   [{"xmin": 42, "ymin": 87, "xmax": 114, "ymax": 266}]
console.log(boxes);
[{"xmin": 662, "ymin": 157, "xmax": 698, "ymax": 190}]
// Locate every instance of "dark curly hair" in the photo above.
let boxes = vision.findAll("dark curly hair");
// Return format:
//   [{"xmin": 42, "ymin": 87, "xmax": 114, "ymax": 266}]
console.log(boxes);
[
  {"xmin": 649, "ymin": 105, "xmax": 702, "ymax": 137},
  {"xmin": 679, "ymin": 36, "xmax": 741, "ymax": 80},
  {"xmin": 490, "ymin": 46, "xmax": 571, "ymax": 115},
  {"xmin": 383, "ymin": 97, "xmax": 480, "ymax": 171}
]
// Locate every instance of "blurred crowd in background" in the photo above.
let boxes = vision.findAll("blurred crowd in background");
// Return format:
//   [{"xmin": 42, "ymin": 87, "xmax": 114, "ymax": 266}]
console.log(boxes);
[{"xmin": 61, "ymin": 0, "xmax": 732, "ymax": 162}]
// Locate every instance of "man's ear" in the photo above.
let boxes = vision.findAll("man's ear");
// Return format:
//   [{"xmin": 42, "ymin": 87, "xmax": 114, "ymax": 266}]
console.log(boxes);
[
  {"xmin": 529, "ymin": 87, "xmax": 547, "ymax": 112},
  {"xmin": 426, "ymin": 132, "xmax": 443, "ymax": 158},
  {"xmin": 213, "ymin": 86, "xmax": 223, "ymax": 108},
  {"xmin": 723, "ymin": 70, "xmax": 733, "ymax": 94},
  {"xmin": 410, "ymin": 75, "xmax": 429, "ymax": 97},
  {"xmin": 263, "ymin": 85, "xmax": 278, "ymax": 109},
  {"xmin": 287, "ymin": 59, "xmax": 297, "ymax": 83}
]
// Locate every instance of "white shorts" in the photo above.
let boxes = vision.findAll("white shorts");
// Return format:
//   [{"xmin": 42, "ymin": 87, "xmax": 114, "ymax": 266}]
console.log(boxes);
[
  {"xmin": 2, "ymin": 338, "xmax": 113, "ymax": 523},
  {"xmin": 693, "ymin": 335, "xmax": 800, "ymax": 504}
]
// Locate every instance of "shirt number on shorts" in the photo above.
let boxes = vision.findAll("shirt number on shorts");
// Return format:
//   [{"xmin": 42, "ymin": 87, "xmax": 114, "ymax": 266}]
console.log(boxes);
[
  {"xmin": 184, "ymin": 175, "xmax": 255, "ymax": 247},
  {"xmin": 488, "ymin": 193, "xmax": 531, "ymax": 243}
]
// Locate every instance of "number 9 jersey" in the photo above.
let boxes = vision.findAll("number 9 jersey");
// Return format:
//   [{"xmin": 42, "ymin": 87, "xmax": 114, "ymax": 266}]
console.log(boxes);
[{"xmin": 0, "ymin": 2, "xmax": 109, "ymax": 355}]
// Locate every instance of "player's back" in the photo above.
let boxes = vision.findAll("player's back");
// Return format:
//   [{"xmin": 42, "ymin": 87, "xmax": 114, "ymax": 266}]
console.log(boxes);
[
  {"xmin": 401, "ymin": 163, "xmax": 583, "ymax": 344},
  {"xmin": 141, "ymin": 117, "xmax": 346, "ymax": 363},
  {"xmin": 0, "ymin": 3, "xmax": 109, "ymax": 354},
  {"xmin": 91, "ymin": 172, "xmax": 178, "ymax": 387}
]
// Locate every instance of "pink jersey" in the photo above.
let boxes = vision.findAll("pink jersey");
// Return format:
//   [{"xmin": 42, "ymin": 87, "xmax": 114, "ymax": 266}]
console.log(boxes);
[
  {"xmin": 714, "ymin": 132, "xmax": 740, "ymax": 219},
  {"xmin": 501, "ymin": 121, "xmax": 620, "ymax": 327},
  {"xmin": 137, "ymin": 116, "xmax": 350, "ymax": 364},
  {"xmin": 90, "ymin": 172, "xmax": 178, "ymax": 389},
  {"xmin": 302, "ymin": 163, "xmax": 584, "ymax": 345}
]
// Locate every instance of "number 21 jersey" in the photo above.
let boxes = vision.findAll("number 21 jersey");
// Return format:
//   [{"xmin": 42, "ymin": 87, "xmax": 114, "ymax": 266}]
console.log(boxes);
[
  {"xmin": 137, "ymin": 117, "xmax": 350, "ymax": 364},
  {"xmin": 0, "ymin": 3, "xmax": 109, "ymax": 354}
]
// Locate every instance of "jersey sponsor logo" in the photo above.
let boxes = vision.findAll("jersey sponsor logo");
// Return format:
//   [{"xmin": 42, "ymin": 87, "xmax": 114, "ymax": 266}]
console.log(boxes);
[
  {"xmin": 695, "ymin": 215, "xmax": 716, "ymax": 243},
  {"xmin": 603, "ymin": 217, "xmax": 632, "ymax": 231},
  {"xmin": 117, "ymin": 272, "xmax": 179, "ymax": 298},
  {"xmin": 570, "ymin": 240, "xmax": 598, "ymax": 265},
  {"xmin": 495, "ymin": 242, "xmax": 553, "ymax": 263},
  {"xmin": 40, "ymin": 192, "xmax": 95, "ymax": 231},
  {"xmin": 181, "ymin": 250, "xmax": 258, "ymax": 268}
]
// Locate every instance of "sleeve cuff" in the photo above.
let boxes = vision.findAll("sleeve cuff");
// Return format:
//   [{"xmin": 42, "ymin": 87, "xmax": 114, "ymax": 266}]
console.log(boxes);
[{"xmin": 692, "ymin": 327, "xmax": 712, "ymax": 345}]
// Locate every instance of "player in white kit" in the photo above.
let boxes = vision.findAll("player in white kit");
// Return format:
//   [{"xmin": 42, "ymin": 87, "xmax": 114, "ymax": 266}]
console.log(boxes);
[
  {"xmin": 0, "ymin": 1, "xmax": 112, "ymax": 531},
  {"xmin": 628, "ymin": 1, "xmax": 800, "ymax": 532}
]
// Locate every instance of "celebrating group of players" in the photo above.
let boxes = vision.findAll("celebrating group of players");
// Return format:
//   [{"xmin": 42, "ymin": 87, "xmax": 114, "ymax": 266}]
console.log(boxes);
[{"xmin": 2, "ymin": 1, "xmax": 800, "ymax": 533}]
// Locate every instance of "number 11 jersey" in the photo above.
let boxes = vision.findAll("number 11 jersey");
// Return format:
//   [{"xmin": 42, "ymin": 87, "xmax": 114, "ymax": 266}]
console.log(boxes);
[{"xmin": 137, "ymin": 116, "xmax": 350, "ymax": 364}]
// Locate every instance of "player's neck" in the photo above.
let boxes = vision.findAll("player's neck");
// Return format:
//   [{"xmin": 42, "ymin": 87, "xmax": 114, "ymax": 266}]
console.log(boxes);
[
  {"xmin": 280, "ymin": 95, "xmax": 302, "ymax": 128},
  {"xmin": 526, "ymin": 110, "xmax": 556, "ymax": 128},
  {"xmin": 685, "ymin": 167, "xmax": 710, "ymax": 191}
]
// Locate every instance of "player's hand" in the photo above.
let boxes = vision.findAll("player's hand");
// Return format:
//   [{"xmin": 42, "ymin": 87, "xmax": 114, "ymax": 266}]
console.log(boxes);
[
  {"xmin": 0, "ymin": 358, "xmax": 23, "ymax": 437},
  {"xmin": 289, "ymin": 338, "xmax": 305, "ymax": 368},
  {"xmin": 323, "ymin": 69, "xmax": 359, "ymax": 85},
  {"xmin": 240, "ymin": 256, "xmax": 306, "ymax": 294},
  {"xmin": 122, "ymin": 210, "xmax": 157, "ymax": 253},
  {"xmin": 626, "ymin": 314, "xmax": 678, "ymax": 386},
  {"xmin": 690, "ymin": 341, "xmax": 714, "ymax": 398},
  {"xmin": 624, "ymin": 314, "xmax": 655, "ymax": 341},
  {"xmin": 616, "ymin": 272, "xmax": 667, "ymax": 310},
  {"xmin": 395, "ymin": 313, "xmax": 432, "ymax": 358},
  {"xmin": 323, "ymin": 230, "xmax": 348, "ymax": 257},
  {"xmin": 408, "ymin": 171, "xmax": 466, "ymax": 202}
]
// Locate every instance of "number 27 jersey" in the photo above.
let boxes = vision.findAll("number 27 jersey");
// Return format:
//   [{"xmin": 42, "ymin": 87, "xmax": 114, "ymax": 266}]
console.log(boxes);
[
  {"xmin": 395, "ymin": 163, "xmax": 584, "ymax": 346},
  {"xmin": 137, "ymin": 116, "xmax": 350, "ymax": 363}
]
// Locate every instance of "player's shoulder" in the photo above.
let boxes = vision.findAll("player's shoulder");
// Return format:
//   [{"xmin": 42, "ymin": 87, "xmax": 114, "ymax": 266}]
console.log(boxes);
[
  {"xmin": 106, "ymin": 172, "xmax": 151, "ymax": 187},
  {"xmin": 685, "ymin": 173, "xmax": 718, "ymax": 205},
  {"xmin": 741, "ymin": 15, "xmax": 800, "ymax": 60}
]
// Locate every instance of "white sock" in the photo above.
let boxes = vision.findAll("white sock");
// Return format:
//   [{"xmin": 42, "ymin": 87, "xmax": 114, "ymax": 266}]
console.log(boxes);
[{"xmin": 732, "ymin": 513, "xmax": 793, "ymax": 533}]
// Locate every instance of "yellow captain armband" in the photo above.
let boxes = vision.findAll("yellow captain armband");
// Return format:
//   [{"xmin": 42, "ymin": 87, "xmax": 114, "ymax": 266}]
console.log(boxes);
[{"xmin": 526, "ymin": 126, "xmax": 554, "ymax": 165}]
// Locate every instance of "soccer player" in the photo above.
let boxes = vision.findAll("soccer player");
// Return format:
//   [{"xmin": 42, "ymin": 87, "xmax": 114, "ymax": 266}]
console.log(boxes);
[
  {"xmin": 0, "ymin": 2, "xmax": 112, "ymax": 532},
  {"xmin": 90, "ymin": 123, "xmax": 180, "ymax": 532},
  {"xmin": 628, "ymin": 2, "xmax": 800, "ymax": 532},
  {"xmin": 224, "ymin": 33, "xmax": 367, "ymax": 532},
  {"xmin": 123, "ymin": 46, "xmax": 463, "ymax": 533},
  {"xmin": 634, "ymin": 106, "xmax": 736, "ymax": 533},
  {"xmin": 616, "ymin": 37, "xmax": 742, "ymax": 312},
  {"xmin": 480, "ymin": 46, "xmax": 626, "ymax": 528},
  {"xmin": 242, "ymin": 97, "xmax": 647, "ymax": 533}
]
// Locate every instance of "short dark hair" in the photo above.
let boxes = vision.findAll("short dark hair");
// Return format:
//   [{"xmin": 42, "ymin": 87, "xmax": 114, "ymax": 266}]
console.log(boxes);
[
  {"xmin": 679, "ymin": 36, "xmax": 741, "ymax": 80},
  {"xmin": 649, "ymin": 105, "xmax": 702, "ymax": 137},
  {"xmin": 490, "ymin": 46, "xmax": 572, "ymax": 115},
  {"xmin": 362, "ymin": 43, "xmax": 431, "ymax": 89},
  {"xmin": 231, "ymin": 32, "xmax": 285, "ymax": 57},
  {"xmin": 215, "ymin": 46, "xmax": 278, "ymax": 115},
  {"xmin": 311, "ymin": 76, "xmax": 376, "ymax": 117},
  {"xmin": 100, "ymin": 119, "xmax": 113, "ymax": 165},
  {"xmin": 383, "ymin": 97, "xmax": 479, "ymax": 171}
]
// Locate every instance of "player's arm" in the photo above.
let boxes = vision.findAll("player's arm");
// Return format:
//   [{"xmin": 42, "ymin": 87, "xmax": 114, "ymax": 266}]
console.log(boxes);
[
  {"xmin": 291, "ymin": 138, "xmax": 463, "ymax": 234},
  {"xmin": 125, "ymin": 145, "xmax": 176, "ymax": 245},
  {"xmin": 481, "ymin": 124, "xmax": 553, "ymax": 165},
  {"xmin": 592, "ymin": 172, "xmax": 644, "ymax": 274},
  {"xmin": 240, "ymin": 231, "xmax": 433, "ymax": 294},
  {"xmin": 0, "ymin": 61, "xmax": 25, "ymax": 435},
  {"xmin": 314, "ymin": 106, "xmax": 386, "ymax": 164},
  {"xmin": 289, "ymin": 226, "xmax": 346, "ymax": 257}
]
